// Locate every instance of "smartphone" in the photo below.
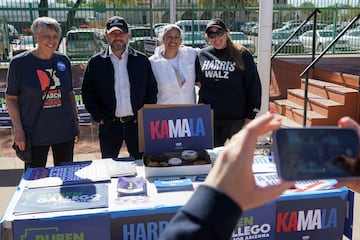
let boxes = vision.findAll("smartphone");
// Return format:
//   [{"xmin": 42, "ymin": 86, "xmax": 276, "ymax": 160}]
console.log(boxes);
[{"xmin": 272, "ymin": 127, "xmax": 360, "ymax": 181}]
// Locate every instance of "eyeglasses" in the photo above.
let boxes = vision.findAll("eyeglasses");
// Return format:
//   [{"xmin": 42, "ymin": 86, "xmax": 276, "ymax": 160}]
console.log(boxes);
[
  {"xmin": 40, "ymin": 35, "xmax": 60, "ymax": 41},
  {"xmin": 207, "ymin": 29, "xmax": 226, "ymax": 39}
]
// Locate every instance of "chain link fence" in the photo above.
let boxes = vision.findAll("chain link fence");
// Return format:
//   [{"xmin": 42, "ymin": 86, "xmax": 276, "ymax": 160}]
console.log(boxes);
[{"xmin": 0, "ymin": 0, "xmax": 360, "ymax": 61}]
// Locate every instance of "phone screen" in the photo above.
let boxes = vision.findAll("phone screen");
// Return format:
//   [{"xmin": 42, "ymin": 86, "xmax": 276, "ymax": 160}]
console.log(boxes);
[{"xmin": 272, "ymin": 127, "xmax": 360, "ymax": 180}]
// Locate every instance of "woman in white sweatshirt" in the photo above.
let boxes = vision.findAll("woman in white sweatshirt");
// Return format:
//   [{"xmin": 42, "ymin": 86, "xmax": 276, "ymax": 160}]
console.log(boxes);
[{"xmin": 149, "ymin": 24, "xmax": 200, "ymax": 104}]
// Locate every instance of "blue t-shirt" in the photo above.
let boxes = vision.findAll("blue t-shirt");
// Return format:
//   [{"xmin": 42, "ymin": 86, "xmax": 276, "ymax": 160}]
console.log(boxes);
[{"xmin": 6, "ymin": 51, "xmax": 77, "ymax": 145}]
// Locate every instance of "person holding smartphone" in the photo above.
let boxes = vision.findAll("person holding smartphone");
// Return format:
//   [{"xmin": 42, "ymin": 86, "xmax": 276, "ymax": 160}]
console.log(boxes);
[
  {"xmin": 159, "ymin": 113, "xmax": 360, "ymax": 239},
  {"xmin": 159, "ymin": 111, "xmax": 293, "ymax": 239}
]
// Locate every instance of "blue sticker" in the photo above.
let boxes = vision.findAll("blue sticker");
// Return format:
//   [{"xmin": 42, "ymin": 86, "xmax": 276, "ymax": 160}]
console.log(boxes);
[{"xmin": 57, "ymin": 61, "xmax": 66, "ymax": 72}]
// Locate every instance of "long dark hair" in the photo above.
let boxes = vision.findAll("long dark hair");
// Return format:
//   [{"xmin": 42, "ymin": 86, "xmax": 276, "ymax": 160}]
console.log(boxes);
[{"xmin": 224, "ymin": 36, "xmax": 246, "ymax": 71}]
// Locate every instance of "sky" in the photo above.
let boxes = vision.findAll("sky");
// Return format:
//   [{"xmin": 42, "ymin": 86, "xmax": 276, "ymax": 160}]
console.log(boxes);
[{"xmin": 288, "ymin": 0, "xmax": 360, "ymax": 7}]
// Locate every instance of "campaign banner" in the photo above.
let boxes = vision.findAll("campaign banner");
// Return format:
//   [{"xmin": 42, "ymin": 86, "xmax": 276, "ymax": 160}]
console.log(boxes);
[
  {"xmin": 275, "ymin": 196, "xmax": 347, "ymax": 239},
  {"xmin": 13, "ymin": 183, "xmax": 109, "ymax": 215},
  {"xmin": 343, "ymin": 188, "xmax": 354, "ymax": 239},
  {"xmin": 138, "ymin": 104, "xmax": 213, "ymax": 154},
  {"xmin": 73, "ymin": 87, "xmax": 93, "ymax": 123},
  {"xmin": 111, "ymin": 212, "xmax": 176, "ymax": 240},
  {"xmin": 13, "ymin": 214, "xmax": 110, "ymax": 240},
  {"xmin": 0, "ymin": 90, "xmax": 12, "ymax": 127},
  {"xmin": 231, "ymin": 201, "xmax": 276, "ymax": 240}
]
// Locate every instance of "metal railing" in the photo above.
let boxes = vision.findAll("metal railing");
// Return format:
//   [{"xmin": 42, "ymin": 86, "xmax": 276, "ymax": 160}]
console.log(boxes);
[
  {"xmin": 299, "ymin": 13, "xmax": 360, "ymax": 126},
  {"xmin": 271, "ymin": 8, "xmax": 321, "ymax": 59},
  {"xmin": 0, "ymin": 2, "xmax": 360, "ymax": 62}
]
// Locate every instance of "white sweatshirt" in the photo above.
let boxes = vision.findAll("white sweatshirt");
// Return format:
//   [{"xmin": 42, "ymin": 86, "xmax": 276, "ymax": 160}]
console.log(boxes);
[{"xmin": 150, "ymin": 45, "xmax": 199, "ymax": 104}]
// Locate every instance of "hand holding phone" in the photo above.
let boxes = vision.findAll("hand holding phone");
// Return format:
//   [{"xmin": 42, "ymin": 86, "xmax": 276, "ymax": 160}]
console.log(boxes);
[{"xmin": 272, "ymin": 127, "xmax": 360, "ymax": 181}]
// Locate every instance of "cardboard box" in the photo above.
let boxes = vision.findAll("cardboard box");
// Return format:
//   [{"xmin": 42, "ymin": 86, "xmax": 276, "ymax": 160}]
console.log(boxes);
[{"xmin": 138, "ymin": 104, "xmax": 213, "ymax": 177}]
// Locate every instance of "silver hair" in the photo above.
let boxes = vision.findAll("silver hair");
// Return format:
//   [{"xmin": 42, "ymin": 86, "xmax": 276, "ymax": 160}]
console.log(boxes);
[
  {"xmin": 158, "ymin": 24, "xmax": 184, "ymax": 44},
  {"xmin": 31, "ymin": 17, "xmax": 61, "ymax": 35}
]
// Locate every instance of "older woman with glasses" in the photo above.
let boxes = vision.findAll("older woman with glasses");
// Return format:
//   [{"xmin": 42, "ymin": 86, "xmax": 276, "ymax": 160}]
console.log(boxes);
[
  {"xmin": 6, "ymin": 17, "xmax": 79, "ymax": 170},
  {"xmin": 149, "ymin": 24, "xmax": 199, "ymax": 104},
  {"xmin": 195, "ymin": 18, "xmax": 262, "ymax": 147}
]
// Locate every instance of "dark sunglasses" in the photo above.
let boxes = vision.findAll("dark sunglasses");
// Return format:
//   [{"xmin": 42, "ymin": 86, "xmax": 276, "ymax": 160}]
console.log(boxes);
[{"xmin": 207, "ymin": 29, "xmax": 226, "ymax": 39}]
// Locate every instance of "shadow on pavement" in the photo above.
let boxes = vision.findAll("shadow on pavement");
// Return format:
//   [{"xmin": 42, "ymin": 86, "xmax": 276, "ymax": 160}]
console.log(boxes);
[{"xmin": 0, "ymin": 169, "xmax": 23, "ymax": 187}]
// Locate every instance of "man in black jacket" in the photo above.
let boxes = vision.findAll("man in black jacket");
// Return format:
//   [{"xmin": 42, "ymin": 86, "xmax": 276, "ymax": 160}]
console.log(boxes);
[{"xmin": 82, "ymin": 16, "xmax": 157, "ymax": 159}]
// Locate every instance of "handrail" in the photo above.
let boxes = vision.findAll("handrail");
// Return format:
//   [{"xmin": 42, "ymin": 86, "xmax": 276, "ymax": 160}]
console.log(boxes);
[
  {"xmin": 299, "ymin": 13, "xmax": 360, "ymax": 126},
  {"xmin": 271, "ymin": 8, "xmax": 321, "ymax": 59},
  {"xmin": 301, "ymin": 9, "xmax": 320, "ymax": 126},
  {"xmin": 299, "ymin": 13, "xmax": 360, "ymax": 77},
  {"xmin": 270, "ymin": 8, "xmax": 321, "ymax": 126}
]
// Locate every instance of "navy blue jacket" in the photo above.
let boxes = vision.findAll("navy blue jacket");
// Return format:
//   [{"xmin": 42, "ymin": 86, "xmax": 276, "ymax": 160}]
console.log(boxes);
[
  {"xmin": 81, "ymin": 46, "xmax": 157, "ymax": 124},
  {"xmin": 159, "ymin": 185, "xmax": 242, "ymax": 240}
]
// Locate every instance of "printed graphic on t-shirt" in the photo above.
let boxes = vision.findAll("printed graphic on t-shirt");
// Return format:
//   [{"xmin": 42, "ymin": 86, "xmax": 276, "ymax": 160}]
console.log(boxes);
[
  {"xmin": 173, "ymin": 66, "xmax": 187, "ymax": 87},
  {"xmin": 179, "ymin": 69, "xmax": 186, "ymax": 86},
  {"xmin": 36, "ymin": 68, "xmax": 62, "ymax": 108},
  {"xmin": 202, "ymin": 59, "xmax": 236, "ymax": 81}
]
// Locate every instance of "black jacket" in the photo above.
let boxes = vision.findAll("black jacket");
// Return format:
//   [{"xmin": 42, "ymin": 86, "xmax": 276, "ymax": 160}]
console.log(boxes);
[
  {"xmin": 81, "ymin": 46, "xmax": 157, "ymax": 124},
  {"xmin": 159, "ymin": 185, "xmax": 242, "ymax": 240}
]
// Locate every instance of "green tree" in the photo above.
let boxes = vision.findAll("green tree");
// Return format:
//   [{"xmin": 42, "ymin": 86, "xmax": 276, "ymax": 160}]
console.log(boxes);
[
  {"xmin": 196, "ymin": 0, "xmax": 258, "ymax": 24},
  {"xmin": 299, "ymin": 1, "xmax": 315, "ymax": 8},
  {"xmin": 39, "ymin": 0, "xmax": 48, "ymax": 17},
  {"xmin": 343, "ymin": 7, "xmax": 359, "ymax": 22},
  {"xmin": 64, "ymin": 0, "xmax": 84, "ymax": 33},
  {"xmin": 104, "ymin": 0, "xmax": 137, "ymax": 8},
  {"xmin": 198, "ymin": 0, "xmax": 258, "ymax": 8},
  {"xmin": 56, "ymin": 0, "xmax": 78, "ymax": 7},
  {"xmin": 319, "ymin": 7, "xmax": 336, "ymax": 24},
  {"xmin": 299, "ymin": 1, "xmax": 316, "ymax": 18},
  {"xmin": 39, "ymin": 0, "xmax": 84, "ymax": 34}
]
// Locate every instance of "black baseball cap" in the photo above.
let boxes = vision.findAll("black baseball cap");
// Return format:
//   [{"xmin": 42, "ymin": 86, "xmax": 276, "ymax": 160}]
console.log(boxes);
[
  {"xmin": 205, "ymin": 18, "xmax": 228, "ymax": 33},
  {"xmin": 106, "ymin": 16, "xmax": 129, "ymax": 33}
]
